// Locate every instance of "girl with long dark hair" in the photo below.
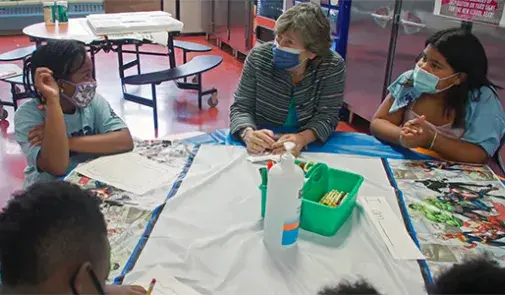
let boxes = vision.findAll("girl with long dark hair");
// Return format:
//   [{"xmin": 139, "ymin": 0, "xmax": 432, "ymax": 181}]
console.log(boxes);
[{"xmin": 371, "ymin": 28, "xmax": 505, "ymax": 165}]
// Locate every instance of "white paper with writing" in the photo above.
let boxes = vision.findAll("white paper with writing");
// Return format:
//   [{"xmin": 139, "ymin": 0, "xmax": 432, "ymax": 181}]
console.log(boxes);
[
  {"xmin": 360, "ymin": 196, "xmax": 425, "ymax": 260},
  {"xmin": 75, "ymin": 152, "xmax": 180, "ymax": 195}
]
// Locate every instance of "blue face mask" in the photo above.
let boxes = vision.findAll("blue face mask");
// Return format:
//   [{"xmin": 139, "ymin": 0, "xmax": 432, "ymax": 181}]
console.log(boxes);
[
  {"xmin": 413, "ymin": 65, "xmax": 458, "ymax": 94},
  {"xmin": 272, "ymin": 45, "xmax": 306, "ymax": 70}
]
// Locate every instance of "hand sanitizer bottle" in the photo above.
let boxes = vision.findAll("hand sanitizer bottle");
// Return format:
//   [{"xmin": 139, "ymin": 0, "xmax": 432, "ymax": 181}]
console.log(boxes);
[{"xmin": 263, "ymin": 141, "xmax": 304, "ymax": 248}]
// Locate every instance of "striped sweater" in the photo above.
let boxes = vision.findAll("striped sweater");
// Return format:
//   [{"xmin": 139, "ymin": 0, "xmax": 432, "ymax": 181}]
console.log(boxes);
[{"xmin": 229, "ymin": 42, "xmax": 346, "ymax": 142}]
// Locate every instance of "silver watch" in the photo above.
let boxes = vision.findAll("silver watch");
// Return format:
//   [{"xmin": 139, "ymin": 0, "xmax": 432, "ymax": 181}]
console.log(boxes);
[{"xmin": 240, "ymin": 127, "xmax": 253, "ymax": 140}]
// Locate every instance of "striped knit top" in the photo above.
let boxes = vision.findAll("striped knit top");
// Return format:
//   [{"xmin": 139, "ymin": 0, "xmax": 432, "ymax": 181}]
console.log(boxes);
[{"xmin": 229, "ymin": 42, "xmax": 346, "ymax": 142}]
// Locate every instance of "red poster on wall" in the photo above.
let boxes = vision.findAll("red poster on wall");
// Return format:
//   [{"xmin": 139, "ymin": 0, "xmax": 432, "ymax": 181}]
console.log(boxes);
[{"xmin": 434, "ymin": 0, "xmax": 505, "ymax": 26}]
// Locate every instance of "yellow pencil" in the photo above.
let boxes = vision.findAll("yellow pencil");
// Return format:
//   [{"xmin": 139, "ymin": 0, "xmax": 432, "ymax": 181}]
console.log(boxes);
[
  {"xmin": 320, "ymin": 190, "xmax": 335, "ymax": 207},
  {"xmin": 147, "ymin": 278, "xmax": 156, "ymax": 295},
  {"xmin": 327, "ymin": 191, "xmax": 338, "ymax": 207},
  {"xmin": 320, "ymin": 191, "xmax": 332, "ymax": 204},
  {"xmin": 321, "ymin": 191, "xmax": 335, "ymax": 205},
  {"xmin": 331, "ymin": 192, "xmax": 345, "ymax": 208}
]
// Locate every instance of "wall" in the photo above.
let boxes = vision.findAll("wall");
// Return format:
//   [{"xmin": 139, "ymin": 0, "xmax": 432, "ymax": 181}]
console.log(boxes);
[
  {"xmin": 0, "ymin": 0, "xmax": 104, "ymax": 33},
  {"xmin": 104, "ymin": 0, "xmax": 160, "ymax": 13}
]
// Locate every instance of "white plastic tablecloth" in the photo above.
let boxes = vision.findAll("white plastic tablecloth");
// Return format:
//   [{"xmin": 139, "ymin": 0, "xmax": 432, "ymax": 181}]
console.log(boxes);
[{"xmin": 125, "ymin": 145, "xmax": 427, "ymax": 295}]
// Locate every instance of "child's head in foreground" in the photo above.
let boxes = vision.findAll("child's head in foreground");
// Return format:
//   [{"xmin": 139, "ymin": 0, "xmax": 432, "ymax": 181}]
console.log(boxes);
[
  {"xmin": 0, "ymin": 181, "xmax": 109, "ymax": 294},
  {"xmin": 319, "ymin": 256, "xmax": 505, "ymax": 294}
]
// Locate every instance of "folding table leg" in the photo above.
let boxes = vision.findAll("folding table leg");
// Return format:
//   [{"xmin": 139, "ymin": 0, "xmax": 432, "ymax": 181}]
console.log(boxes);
[
  {"xmin": 183, "ymin": 50, "xmax": 188, "ymax": 82},
  {"xmin": 135, "ymin": 44, "xmax": 141, "ymax": 75},
  {"xmin": 167, "ymin": 34, "xmax": 176, "ymax": 69},
  {"xmin": 151, "ymin": 83, "xmax": 158, "ymax": 131},
  {"xmin": 197, "ymin": 73, "xmax": 202, "ymax": 110},
  {"xmin": 117, "ymin": 45, "xmax": 126, "ymax": 94},
  {"xmin": 10, "ymin": 83, "xmax": 18, "ymax": 110}
]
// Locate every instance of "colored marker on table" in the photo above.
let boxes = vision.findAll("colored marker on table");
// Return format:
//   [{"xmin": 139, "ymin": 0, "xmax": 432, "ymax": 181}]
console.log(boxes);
[
  {"xmin": 147, "ymin": 278, "xmax": 156, "ymax": 295},
  {"xmin": 259, "ymin": 167, "xmax": 268, "ymax": 186}
]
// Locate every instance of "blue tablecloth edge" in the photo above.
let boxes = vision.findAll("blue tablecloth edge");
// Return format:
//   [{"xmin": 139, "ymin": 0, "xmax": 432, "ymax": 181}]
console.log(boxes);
[
  {"xmin": 113, "ymin": 145, "xmax": 201, "ymax": 284},
  {"xmin": 184, "ymin": 129, "xmax": 433, "ymax": 160},
  {"xmin": 382, "ymin": 159, "xmax": 434, "ymax": 285}
]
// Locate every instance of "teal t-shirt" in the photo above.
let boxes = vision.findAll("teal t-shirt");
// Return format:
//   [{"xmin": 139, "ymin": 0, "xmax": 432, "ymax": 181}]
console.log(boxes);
[
  {"xmin": 14, "ymin": 94, "xmax": 127, "ymax": 187},
  {"xmin": 284, "ymin": 90, "xmax": 299, "ymax": 128}
]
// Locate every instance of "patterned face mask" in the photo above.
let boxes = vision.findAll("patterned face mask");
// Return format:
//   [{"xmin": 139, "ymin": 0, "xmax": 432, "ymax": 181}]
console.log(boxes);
[{"xmin": 61, "ymin": 80, "xmax": 97, "ymax": 108}]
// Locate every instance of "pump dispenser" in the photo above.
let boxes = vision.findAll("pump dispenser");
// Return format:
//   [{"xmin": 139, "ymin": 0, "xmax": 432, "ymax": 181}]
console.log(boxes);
[{"xmin": 263, "ymin": 142, "xmax": 305, "ymax": 247}]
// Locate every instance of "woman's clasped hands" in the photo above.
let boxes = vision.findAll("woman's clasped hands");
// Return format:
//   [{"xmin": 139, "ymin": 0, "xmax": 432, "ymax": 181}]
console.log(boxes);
[{"xmin": 243, "ymin": 129, "xmax": 307, "ymax": 156}]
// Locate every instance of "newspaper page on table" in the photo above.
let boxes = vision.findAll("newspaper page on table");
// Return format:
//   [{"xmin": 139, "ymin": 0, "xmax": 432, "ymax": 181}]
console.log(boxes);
[
  {"xmin": 65, "ymin": 140, "xmax": 194, "ymax": 279},
  {"xmin": 389, "ymin": 160, "xmax": 505, "ymax": 276},
  {"xmin": 102, "ymin": 202, "xmax": 152, "ymax": 279}
]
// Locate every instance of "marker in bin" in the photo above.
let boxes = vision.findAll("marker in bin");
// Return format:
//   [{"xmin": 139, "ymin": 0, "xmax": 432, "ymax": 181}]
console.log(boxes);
[{"xmin": 319, "ymin": 190, "xmax": 348, "ymax": 208}]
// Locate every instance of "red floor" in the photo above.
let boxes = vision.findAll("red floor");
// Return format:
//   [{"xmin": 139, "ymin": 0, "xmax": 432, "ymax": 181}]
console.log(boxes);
[{"xmin": 0, "ymin": 35, "xmax": 365, "ymax": 207}]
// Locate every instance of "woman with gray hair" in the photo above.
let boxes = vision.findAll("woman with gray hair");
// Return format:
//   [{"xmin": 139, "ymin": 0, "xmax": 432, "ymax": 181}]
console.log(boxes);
[{"xmin": 229, "ymin": 2, "xmax": 346, "ymax": 156}]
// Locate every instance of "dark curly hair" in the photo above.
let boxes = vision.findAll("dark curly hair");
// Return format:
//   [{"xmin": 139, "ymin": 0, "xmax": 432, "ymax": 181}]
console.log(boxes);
[
  {"xmin": 0, "ymin": 181, "xmax": 107, "ymax": 287},
  {"xmin": 318, "ymin": 280, "xmax": 381, "ymax": 295},
  {"xmin": 23, "ymin": 40, "xmax": 87, "ymax": 100},
  {"xmin": 427, "ymin": 256, "xmax": 505, "ymax": 294}
]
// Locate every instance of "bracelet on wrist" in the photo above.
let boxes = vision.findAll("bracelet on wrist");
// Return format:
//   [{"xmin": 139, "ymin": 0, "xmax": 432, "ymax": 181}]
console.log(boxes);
[
  {"xmin": 429, "ymin": 131, "xmax": 438, "ymax": 150},
  {"xmin": 240, "ymin": 127, "xmax": 253, "ymax": 141},
  {"xmin": 398, "ymin": 133, "xmax": 405, "ymax": 147}
]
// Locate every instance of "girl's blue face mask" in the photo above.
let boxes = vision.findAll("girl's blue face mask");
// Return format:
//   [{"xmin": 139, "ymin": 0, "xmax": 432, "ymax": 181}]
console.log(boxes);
[
  {"xmin": 413, "ymin": 65, "xmax": 459, "ymax": 94},
  {"xmin": 272, "ymin": 44, "xmax": 307, "ymax": 70}
]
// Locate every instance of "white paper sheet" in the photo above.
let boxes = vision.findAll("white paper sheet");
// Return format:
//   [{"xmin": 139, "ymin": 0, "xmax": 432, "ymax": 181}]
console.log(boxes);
[
  {"xmin": 246, "ymin": 153, "xmax": 280, "ymax": 163},
  {"xmin": 125, "ymin": 265, "xmax": 202, "ymax": 295},
  {"xmin": 0, "ymin": 64, "xmax": 22, "ymax": 79},
  {"xmin": 360, "ymin": 196, "xmax": 425, "ymax": 260},
  {"xmin": 75, "ymin": 152, "xmax": 180, "ymax": 195},
  {"xmin": 131, "ymin": 147, "xmax": 427, "ymax": 295},
  {"xmin": 87, "ymin": 11, "xmax": 183, "ymax": 35}
]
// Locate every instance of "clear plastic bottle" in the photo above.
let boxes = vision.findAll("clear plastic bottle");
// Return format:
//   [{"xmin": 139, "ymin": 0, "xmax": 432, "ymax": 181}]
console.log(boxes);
[{"xmin": 263, "ymin": 141, "xmax": 304, "ymax": 248}]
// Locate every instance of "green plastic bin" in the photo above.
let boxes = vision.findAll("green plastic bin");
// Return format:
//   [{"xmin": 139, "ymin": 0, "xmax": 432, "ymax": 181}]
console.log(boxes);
[{"xmin": 260, "ymin": 162, "xmax": 364, "ymax": 237}]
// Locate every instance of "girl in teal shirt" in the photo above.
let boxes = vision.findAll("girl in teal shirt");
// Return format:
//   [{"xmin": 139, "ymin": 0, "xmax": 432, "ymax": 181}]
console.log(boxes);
[{"xmin": 15, "ymin": 40, "xmax": 134, "ymax": 187}]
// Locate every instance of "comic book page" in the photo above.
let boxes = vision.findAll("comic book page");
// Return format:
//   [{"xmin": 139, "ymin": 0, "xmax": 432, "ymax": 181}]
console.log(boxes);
[
  {"xmin": 388, "ymin": 160, "xmax": 505, "ymax": 276},
  {"xmin": 65, "ymin": 139, "xmax": 194, "ymax": 279}
]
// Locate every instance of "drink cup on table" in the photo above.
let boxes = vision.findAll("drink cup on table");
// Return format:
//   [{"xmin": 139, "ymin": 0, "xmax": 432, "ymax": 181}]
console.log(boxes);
[
  {"xmin": 57, "ymin": 0, "xmax": 69, "ymax": 24},
  {"xmin": 43, "ymin": 2, "xmax": 56, "ymax": 25}
]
